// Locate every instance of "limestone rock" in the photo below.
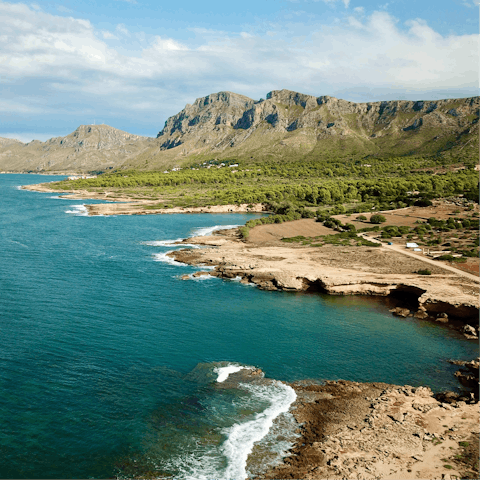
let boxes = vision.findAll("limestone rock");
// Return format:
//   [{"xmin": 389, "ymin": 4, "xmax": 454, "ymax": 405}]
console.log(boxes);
[{"xmin": 390, "ymin": 307, "xmax": 411, "ymax": 317}]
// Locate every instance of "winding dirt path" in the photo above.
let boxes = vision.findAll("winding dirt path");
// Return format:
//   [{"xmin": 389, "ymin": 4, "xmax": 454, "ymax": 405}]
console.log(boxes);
[{"xmin": 358, "ymin": 234, "xmax": 480, "ymax": 283}]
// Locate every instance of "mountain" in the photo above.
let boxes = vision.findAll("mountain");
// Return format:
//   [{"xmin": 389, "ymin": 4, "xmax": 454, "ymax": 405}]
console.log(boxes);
[
  {"xmin": 1, "ymin": 90, "xmax": 478, "ymax": 173},
  {"xmin": 0, "ymin": 125, "xmax": 153, "ymax": 173},
  {"xmin": 147, "ymin": 89, "xmax": 479, "ymax": 165}
]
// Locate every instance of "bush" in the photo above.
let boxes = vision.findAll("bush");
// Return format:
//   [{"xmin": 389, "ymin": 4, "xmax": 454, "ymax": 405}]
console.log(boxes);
[
  {"xmin": 416, "ymin": 269, "xmax": 432, "ymax": 275},
  {"xmin": 239, "ymin": 226, "xmax": 249, "ymax": 238},
  {"xmin": 356, "ymin": 215, "xmax": 367, "ymax": 221},
  {"xmin": 301, "ymin": 210, "xmax": 316, "ymax": 219},
  {"xmin": 370, "ymin": 214, "xmax": 386, "ymax": 224},
  {"xmin": 414, "ymin": 199, "xmax": 433, "ymax": 207},
  {"xmin": 436, "ymin": 254, "xmax": 454, "ymax": 261}
]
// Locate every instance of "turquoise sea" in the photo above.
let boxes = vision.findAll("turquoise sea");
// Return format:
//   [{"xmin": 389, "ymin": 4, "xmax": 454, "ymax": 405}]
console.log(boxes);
[{"xmin": 0, "ymin": 174, "xmax": 478, "ymax": 479}]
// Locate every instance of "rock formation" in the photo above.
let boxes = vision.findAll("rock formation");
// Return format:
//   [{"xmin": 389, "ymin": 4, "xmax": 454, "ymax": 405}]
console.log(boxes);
[
  {"xmin": 1, "ymin": 89, "xmax": 478, "ymax": 172},
  {"xmin": 0, "ymin": 125, "xmax": 152, "ymax": 172}
]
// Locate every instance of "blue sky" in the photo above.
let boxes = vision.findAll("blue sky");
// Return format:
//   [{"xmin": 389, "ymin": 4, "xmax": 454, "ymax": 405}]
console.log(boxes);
[{"xmin": 0, "ymin": 0, "xmax": 478, "ymax": 141}]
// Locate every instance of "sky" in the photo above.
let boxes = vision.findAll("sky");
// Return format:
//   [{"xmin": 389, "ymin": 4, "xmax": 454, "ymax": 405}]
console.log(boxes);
[{"xmin": 0, "ymin": 0, "xmax": 478, "ymax": 142}]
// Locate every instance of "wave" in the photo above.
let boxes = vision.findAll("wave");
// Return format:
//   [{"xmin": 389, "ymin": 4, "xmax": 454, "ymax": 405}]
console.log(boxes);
[
  {"xmin": 144, "ymin": 224, "xmax": 239, "ymax": 250},
  {"xmin": 215, "ymin": 364, "xmax": 253, "ymax": 383},
  {"xmin": 222, "ymin": 380, "xmax": 297, "ymax": 479},
  {"xmin": 177, "ymin": 363, "xmax": 297, "ymax": 480},
  {"xmin": 143, "ymin": 239, "xmax": 200, "ymax": 248},
  {"xmin": 65, "ymin": 205, "xmax": 89, "ymax": 216},
  {"xmin": 191, "ymin": 224, "xmax": 240, "ymax": 237},
  {"xmin": 49, "ymin": 195, "xmax": 77, "ymax": 200},
  {"xmin": 152, "ymin": 251, "xmax": 188, "ymax": 266}
]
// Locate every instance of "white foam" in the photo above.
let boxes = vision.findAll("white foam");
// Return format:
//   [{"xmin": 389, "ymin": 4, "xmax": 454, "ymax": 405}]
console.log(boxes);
[
  {"xmin": 65, "ymin": 204, "xmax": 89, "ymax": 216},
  {"xmin": 143, "ymin": 239, "xmax": 199, "ymax": 248},
  {"xmin": 49, "ymin": 195, "xmax": 77, "ymax": 200},
  {"xmin": 14, "ymin": 185, "xmax": 23, "ymax": 190},
  {"xmin": 215, "ymin": 365, "xmax": 253, "ymax": 383},
  {"xmin": 152, "ymin": 251, "xmax": 188, "ymax": 266},
  {"xmin": 191, "ymin": 224, "xmax": 240, "ymax": 237},
  {"xmin": 222, "ymin": 381, "xmax": 297, "ymax": 480},
  {"xmin": 186, "ymin": 273, "xmax": 215, "ymax": 281}
]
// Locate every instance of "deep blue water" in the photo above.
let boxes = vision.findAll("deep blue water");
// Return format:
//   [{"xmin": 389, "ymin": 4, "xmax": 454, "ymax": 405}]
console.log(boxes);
[{"xmin": 0, "ymin": 174, "xmax": 478, "ymax": 479}]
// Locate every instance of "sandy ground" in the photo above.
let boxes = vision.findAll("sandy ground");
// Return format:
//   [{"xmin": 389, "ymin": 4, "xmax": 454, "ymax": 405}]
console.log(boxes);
[
  {"xmin": 256, "ymin": 380, "xmax": 479, "ymax": 480},
  {"xmin": 333, "ymin": 202, "xmax": 479, "ymax": 229}
]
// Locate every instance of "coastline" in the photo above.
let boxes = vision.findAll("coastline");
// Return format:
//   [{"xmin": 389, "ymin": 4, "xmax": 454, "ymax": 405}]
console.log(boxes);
[
  {"xmin": 255, "ymin": 378, "xmax": 479, "ymax": 479},
  {"xmin": 19, "ymin": 181, "xmax": 480, "ymax": 478},
  {"xmin": 21, "ymin": 183, "xmax": 268, "ymax": 214},
  {"xmin": 170, "ymin": 227, "xmax": 479, "ymax": 327},
  {"xmin": 167, "ymin": 227, "xmax": 479, "ymax": 478}
]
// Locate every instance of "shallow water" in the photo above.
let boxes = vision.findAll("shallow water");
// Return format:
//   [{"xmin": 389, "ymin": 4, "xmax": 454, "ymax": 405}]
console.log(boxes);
[{"xmin": 0, "ymin": 174, "xmax": 477, "ymax": 479}]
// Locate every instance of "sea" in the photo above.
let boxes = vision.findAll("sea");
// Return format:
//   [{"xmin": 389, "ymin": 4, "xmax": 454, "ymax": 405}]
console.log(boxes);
[{"xmin": 0, "ymin": 174, "xmax": 478, "ymax": 479}]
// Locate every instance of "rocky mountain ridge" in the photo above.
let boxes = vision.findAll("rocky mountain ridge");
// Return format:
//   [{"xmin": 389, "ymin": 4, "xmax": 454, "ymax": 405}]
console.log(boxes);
[
  {"xmin": 0, "ymin": 125, "xmax": 153, "ymax": 172},
  {"xmin": 1, "ymin": 89, "xmax": 478, "ymax": 172},
  {"xmin": 155, "ymin": 89, "xmax": 478, "ymax": 160}
]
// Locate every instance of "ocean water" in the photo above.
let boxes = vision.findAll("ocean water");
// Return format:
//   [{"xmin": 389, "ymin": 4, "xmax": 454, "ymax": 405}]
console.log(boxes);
[{"xmin": 0, "ymin": 174, "xmax": 477, "ymax": 479}]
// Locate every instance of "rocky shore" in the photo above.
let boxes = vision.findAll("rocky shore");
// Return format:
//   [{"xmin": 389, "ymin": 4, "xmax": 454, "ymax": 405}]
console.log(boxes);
[
  {"xmin": 255, "ymin": 379, "xmax": 479, "ymax": 480},
  {"xmin": 172, "ymin": 228, "xmax": 479, "ymax": 336},
  {"xmin": 171, "ymin": 228, "xmax": 479, "ymax": 479}
]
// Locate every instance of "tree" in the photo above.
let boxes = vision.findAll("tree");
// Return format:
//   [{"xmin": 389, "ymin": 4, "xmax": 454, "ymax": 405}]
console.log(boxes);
[{"xmin": 370, "ymin": 214, "xmax": 386, "ymax": 224}]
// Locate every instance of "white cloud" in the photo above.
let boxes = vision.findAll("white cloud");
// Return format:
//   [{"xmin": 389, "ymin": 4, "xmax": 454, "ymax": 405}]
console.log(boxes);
[
  {"xmin": 354, "ymin": 6, "xmax": 364, "ymax": 14},
  {"xmin": 463, "ymin": 0, "xmax": 479, "ymax": 6},
  {"xmin": 0, "ymin": 0, "xmax": 478, "ymax": 132},
  {"xmin": 102, "ymin": 30, "xmax": 119, "ymax": 40},
  {"xmin": 115, "ymin": 23, "xmax": 130, "ymax": 36}
]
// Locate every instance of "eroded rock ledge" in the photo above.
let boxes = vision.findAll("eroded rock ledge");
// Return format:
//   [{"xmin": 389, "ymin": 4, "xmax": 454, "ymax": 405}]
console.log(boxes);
[
  {"xmin": 170, "ymin": 230, "xmax": 479, "ymax": 334},
  {"xmin": 256, "ymin": 380, "xmax": 479, "ymax": 480}
]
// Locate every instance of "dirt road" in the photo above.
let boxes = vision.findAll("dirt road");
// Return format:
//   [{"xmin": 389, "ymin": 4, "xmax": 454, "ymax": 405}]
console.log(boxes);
[{"xmin": 359, "ymin": 234, "xmax": 479, "ymax": 283}]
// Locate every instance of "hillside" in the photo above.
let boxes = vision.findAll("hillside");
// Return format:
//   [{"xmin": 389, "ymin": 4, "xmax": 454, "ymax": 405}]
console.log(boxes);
[
  {"xmin": 131, "ymin": 89, "xmax": 479, "ymax": 170},
  {"xmin": 1, "ymin": 89, "xmax": 478, "ymax": 173},
  {"xmin": 0, "ymin": 125, "xmax": 153, "ymax": 173}
]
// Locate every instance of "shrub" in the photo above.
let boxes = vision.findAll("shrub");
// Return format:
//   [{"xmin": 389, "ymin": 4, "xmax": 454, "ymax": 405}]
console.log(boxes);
[
  {"xmin": 301, "ymin": 210, "xmax": 316, "ymax": 219},
  {"xmin": 414, "ymin": 198, "xmax": 433, "ymax": 207},
  {"xmin": 356, "ymin": 215, "xmax": 367, "ymax": 221},
  {"xmin": 370, "ymin": 214, "xmax": 386, "ymax": 224},
  {"xmin": 416, "ymin": 269, "xmax": 432, "ymax": 275},
  {"xmin": 239, "ymin": 226, "xmax": 249, "ymax": 238}
]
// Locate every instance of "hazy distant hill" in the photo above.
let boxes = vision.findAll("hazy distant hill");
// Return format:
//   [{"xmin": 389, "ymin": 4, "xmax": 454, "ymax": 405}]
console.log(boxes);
[
  {"xmin": 1, "ymin": 90, "xmax": 478, "ymax": 173},
  {"xmin": 0, "ymin": 125, "xmax": 153, "ymax": 173}
]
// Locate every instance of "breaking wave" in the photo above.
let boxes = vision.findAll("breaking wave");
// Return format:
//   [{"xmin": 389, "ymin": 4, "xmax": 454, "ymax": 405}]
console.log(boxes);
[{"xmin": 65, "ymin": 205, "xmax": 89, "ymax": 216}]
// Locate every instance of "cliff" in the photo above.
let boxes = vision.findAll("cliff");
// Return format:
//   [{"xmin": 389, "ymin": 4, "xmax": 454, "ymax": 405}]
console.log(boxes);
[{"xmin": 1, "ymin": 89, "xmax": 478, "ymax": 172}]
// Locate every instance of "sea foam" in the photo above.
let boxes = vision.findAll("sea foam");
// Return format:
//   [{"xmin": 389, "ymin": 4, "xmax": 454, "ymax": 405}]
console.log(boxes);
[
  {"xmin": 215, "ymin": 365, "xmax": 253, "ymax": 383},
  {"xmin": 144, "ymin": 224, "xmax": 240, "ymax": 249},
  {"xmin": 222, "ymin": 381, "xmax": 297, "ymax": 480},
  {"xmin": 65, "ymin": 205, "xmax": 89, "ymax": 216},
  {"xmin": 191, "ymin": 224, "xmax": 240, "ymax": 237},
  {"xmin": 153, "ymin": 251, "xmax": 188, "ymax": 266}
]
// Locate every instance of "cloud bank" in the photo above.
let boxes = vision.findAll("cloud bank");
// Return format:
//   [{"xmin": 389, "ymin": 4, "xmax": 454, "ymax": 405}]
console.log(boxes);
[{"xmin": 0, "ymin": 1, "xmax": 477, "ymax": 137}]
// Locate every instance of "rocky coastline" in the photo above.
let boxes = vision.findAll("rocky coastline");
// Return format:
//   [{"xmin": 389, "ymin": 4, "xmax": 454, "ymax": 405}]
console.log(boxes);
[
  {"xmin": 170, "ymin": 228, "xmax": 479, "ymax": 478},
  {"xmin": 172, "ymin": 228, "xmax": 479, "ymax": 338},
  {"xmin": 254, "ymin": 377, "xmax": 479, "ymax": 480}
]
